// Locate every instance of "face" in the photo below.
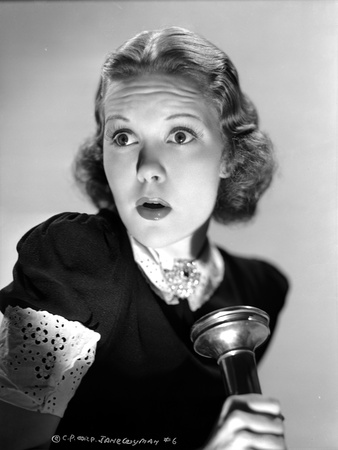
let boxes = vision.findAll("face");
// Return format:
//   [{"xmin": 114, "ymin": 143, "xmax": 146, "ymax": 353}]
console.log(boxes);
[{"xmin": 103, "ymin": 74, "xmax": 227, "ymax": 253}]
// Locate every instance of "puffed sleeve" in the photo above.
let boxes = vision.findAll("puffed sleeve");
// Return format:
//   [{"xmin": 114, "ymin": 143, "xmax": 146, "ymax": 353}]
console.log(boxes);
[
  {"xmin": 222, "ymin": 249, "xmax": 289, "ymax": 363},
  {"xmin": 256, "ymin": 259, "xmax": 288, "ymax": 321},
  {"xmin": 0, "ymin": 212, "xmax": 121, "ymax": 327},
  {"xmin": 248, "ymin": 259, "xmax": 289, "ymax": 363}
]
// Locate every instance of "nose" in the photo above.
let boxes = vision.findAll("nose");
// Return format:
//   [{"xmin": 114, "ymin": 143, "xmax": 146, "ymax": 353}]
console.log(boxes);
[{"xmin": 136, "ymin": 146, "xmax": 166, "ymax": 183}]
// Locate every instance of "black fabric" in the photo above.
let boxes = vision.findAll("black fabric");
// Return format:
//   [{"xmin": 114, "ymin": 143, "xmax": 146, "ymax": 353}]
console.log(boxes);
[{"xmin": 0, "ymin": 210, "xmax": 288, "ymax": 449}]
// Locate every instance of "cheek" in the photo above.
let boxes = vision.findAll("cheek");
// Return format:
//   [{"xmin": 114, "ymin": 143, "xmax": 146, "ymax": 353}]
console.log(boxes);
[
  {"xmin": 180, "ymin": 154, "xmax": 222, "ymax": 193},
  {"xmin": 103, "ymin": 149, "xmax": 129, "ymax": 177},
  {"xmin": 103, "ymin": 152, "xmax": 125, "ymax": 199}
]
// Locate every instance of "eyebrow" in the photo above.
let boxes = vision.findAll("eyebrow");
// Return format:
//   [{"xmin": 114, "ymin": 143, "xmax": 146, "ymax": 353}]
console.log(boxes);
[
  {"xmin": 105, "ymin": 113, "xmax": 205, "ymax": 125},
  {"xmin": 105, "ymin": 114, "xmax": 130, "ymax": 125},
  {"xmin": 165, "ymin": 113, "xmax": 205, "ymax": 123}
]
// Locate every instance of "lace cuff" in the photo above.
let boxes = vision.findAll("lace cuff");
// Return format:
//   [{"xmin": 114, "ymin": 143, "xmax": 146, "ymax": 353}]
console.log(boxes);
[{"xmin": 0, "ymin": 306, "xmax": 101, "ymax": 417}]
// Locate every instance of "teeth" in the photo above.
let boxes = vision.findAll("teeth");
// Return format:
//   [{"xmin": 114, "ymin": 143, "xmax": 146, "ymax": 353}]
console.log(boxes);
[{"xmin": 143, "ymin": 202, "xmax": 165, "ymax": 209}]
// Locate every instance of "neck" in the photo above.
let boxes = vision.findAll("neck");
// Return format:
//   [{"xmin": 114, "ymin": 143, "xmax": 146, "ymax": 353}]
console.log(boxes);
[{"xmin": 153, "ymin": 220, "xmax": 210, "ymax": 262}]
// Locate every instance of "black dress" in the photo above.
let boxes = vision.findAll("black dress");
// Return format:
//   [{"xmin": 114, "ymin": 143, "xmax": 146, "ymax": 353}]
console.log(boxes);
[{"xmin": 0, "ymin": 209, "xmax": 288, "ymax": 449}]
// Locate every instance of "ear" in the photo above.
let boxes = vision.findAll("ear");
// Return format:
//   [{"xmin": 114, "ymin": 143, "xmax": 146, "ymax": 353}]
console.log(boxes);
[{"xmin": 219, "ymin": 160, "xmax": 231, "ymax": 179}]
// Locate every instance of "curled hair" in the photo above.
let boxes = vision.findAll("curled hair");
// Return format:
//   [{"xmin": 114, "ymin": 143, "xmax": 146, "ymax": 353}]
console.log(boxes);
[{"xmin": 74, "ymin": 27, "xmax": 276, "ymax": 224}]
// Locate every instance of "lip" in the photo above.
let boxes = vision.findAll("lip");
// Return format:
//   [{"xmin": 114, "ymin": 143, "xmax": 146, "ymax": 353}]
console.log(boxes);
[{"xmin": 136, "ymin": 197, "xmax": 172, "ymax": 221}]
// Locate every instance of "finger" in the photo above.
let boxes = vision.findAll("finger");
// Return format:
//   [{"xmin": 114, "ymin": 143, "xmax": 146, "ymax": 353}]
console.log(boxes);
[
  {"xmin": 246, "ymin": 396, "xmax": 282, "ymax": 417},
  {"xmin": 207, "ymin": 425, "xmax": 286, "ymax": 450},
  {"xmin": 228, "ymin": 409, "xmax": 285, "ymax": 436},
  {"xmin": 235, "ymin": 430, "xmax": 287, "ymax": 449},
  {"xmin": 219, "ymin": 394, "xmax": 282, "ymax": 423}
]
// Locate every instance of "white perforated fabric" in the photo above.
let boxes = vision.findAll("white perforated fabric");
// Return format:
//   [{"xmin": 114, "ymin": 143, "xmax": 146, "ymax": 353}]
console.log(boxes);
[{"xmin": 0, "ymin": 306, "xmax": 101, "ymax": 417}]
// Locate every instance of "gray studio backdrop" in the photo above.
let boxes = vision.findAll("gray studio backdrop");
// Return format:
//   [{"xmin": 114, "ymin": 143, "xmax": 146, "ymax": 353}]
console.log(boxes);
[{"xmin": 0, "ymin": 1, "xmax": 337, "ymax": 448}]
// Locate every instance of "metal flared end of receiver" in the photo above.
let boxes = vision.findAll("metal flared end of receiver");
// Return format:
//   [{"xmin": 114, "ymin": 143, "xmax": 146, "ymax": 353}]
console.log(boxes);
[{"xmin": 190, "ymin": 306, "xmax": 270, "ymax": 361}]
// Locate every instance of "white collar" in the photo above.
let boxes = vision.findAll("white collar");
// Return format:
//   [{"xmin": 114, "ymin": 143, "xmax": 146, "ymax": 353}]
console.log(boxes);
[{"xmin": 128, "ymin": 234, "xmax": 224, "ymax": 312}]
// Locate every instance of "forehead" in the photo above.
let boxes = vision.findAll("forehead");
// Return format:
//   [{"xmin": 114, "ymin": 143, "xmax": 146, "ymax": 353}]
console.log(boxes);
[{"xmin": 103, "ymin": 74, "xmax": 219, "ymax": 123}]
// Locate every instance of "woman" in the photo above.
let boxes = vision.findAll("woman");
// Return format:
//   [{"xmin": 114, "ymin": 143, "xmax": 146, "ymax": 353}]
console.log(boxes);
[{"xmin": 0, "ymin": 27, "xmax": 288, "ymax": 449}]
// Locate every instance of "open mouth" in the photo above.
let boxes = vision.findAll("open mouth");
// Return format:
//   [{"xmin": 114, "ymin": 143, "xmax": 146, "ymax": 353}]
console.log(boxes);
[
  {"xmin": 136, "ymin": 198, "xmax": 172, "ymax": 221},
  {"xmin": 143, "ymin": 202, "xmax": 166, "ymax": 209}
]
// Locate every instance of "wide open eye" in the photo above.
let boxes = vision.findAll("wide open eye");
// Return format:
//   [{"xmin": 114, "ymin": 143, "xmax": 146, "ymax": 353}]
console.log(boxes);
[
  {"xmin": 112, "ymin": 130, "xmax": 138, "ymax": 147},
  {"xmin": 167, "ymin": 128, "xmax": 197, "ymax": 145}
]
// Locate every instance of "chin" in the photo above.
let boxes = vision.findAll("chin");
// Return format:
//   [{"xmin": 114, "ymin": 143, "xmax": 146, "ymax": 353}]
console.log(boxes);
[
  {"xmin": 126, "ymin": 221, "xmax": 179, "ymax": 249},
  {"xmin": 131, "ymin": 231, "xmax": 176, "ymax": 249}
]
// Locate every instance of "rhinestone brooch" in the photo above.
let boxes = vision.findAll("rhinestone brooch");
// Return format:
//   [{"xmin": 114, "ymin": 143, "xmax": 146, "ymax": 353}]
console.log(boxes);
[{"xmin": 163, "ymin": 259, "xmax": 201, "ymax": 299}]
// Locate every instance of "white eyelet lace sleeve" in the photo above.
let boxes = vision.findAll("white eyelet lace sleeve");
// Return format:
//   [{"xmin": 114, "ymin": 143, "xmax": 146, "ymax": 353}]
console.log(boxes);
[{"xmin": 0, "ymin": 305, "xmax": 101, "ymax": 417}]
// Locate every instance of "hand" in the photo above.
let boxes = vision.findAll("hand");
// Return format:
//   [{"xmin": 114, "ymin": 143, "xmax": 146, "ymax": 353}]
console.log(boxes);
[{"xmin": 203, "ymin": 394, "xmax": 286, "ymax": 450}]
